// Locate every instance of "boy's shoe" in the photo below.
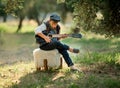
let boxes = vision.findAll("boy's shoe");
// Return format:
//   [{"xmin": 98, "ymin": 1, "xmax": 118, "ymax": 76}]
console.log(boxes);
[
  {"xmin": 70, "ymin": 65, "xmax": 82, "ymax": 72},
  {"xmin": 69, "ymin": 48, "xmax": 80, "ymax": 53},
  {"xmin": 73, "ymin": 49, "xmax": 79, "ymax": 53}
]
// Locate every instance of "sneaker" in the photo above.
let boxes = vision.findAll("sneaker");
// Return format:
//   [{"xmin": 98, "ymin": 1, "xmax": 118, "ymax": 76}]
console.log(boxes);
[
  {"xmin": 70, "ymin": 66, "xmax": 82, "ymax": 72},
  {"xmin": 69, "ymin": 48, "xmax": 80, "ymax": 53},
  {"xmin": 73, "ymin": 49, "xmax": 79, "ymax": 53}
]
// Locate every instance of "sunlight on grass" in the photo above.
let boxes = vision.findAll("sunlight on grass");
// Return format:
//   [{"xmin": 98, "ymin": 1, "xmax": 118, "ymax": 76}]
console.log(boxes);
[
  {"xmin": 0, "ymin": 23, "xmax": 18, "ymax": 33},
  {"xmin": 0, "ymin": 62, "xmax": 35, "ymax": 88},
  {"xmin": 0, "ymin": 20, "xmax": 37, "ymax": 33},
  {"xmin": 0, "ymin": 60, "xmax": 120, "ymax": 88},
  {"xmin": 0, "ymin": 20, "xmax": 68, "ymax": 34}
]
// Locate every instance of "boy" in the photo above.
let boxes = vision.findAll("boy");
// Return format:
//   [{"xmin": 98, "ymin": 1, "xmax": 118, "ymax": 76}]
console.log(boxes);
[{"xmin": 35, "ymin": 13, "xmax": 81, "ymax": 71}]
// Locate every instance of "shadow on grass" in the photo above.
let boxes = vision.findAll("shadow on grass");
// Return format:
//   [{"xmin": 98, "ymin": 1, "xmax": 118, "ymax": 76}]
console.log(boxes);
[
  {"xmin": 9, "ymin": 70, "xmax": 66, "ymax": 88},
  {"xmin": 8, "ymin": 68, "xmax": 120, "ymax": 88}
]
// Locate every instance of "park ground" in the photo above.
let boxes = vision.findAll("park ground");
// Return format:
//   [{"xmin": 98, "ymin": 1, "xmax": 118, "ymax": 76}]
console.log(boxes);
[{"xmin": 0, "ymin": 20, "xmax": 120, "ymax": 88}]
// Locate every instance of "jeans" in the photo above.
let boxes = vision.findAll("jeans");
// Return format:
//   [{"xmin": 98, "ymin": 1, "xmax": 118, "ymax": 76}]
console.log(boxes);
[{"xmin": 40, "ymin": 40, "xmax": 74, "ymax": 67}]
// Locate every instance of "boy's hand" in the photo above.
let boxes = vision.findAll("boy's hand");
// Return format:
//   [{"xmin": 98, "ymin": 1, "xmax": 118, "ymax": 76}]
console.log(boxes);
[
  {"xmin": 61, "ymin": 34, "xmax": 68, "ymax": 38},
  {"xmin": 44, "ymin": 36, "xmax": 51, "ymax": 43},
  {"xmin": 37, "ymin": 33, "xmax": 51, "ymax": 43}
]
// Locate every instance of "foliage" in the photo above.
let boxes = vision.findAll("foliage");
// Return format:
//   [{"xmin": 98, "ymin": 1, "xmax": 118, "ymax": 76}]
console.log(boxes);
[
  {"xmin": 3, "ymin": 0, "xmax": 24, "ymax": 15},
  {"xmin": 1, "ymin": 0, "xmax": 69, "ymax": 20},
  {"xmin": 64, "ymin": 0, "xmax": 120, "ymax": 37},
  {"xmin": 0, "ymin": 0, "xmax": 7, "ymax": 22},
  {"xmin": 0, "ymin": 0, "xmax": 72, "ymax": 32},
  {"xmin": 1, "ymin": 0, "xmax": 59, "ymax": 32},
  {"xmin": 3, "ymin": 0, "xmax": 57, "ymax": 16}
]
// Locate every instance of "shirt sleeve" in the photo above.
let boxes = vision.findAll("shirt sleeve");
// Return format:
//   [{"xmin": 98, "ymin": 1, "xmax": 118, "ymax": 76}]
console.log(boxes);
[{"xmin": 34, "ymin": 23, "xmax": 46, "ymax": 34}]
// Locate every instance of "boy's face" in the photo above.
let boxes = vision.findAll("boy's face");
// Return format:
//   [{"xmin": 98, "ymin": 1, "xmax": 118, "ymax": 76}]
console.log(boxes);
[{"xmin": 50, "ymin": 20, "xmax": 58, "ymax": 29}]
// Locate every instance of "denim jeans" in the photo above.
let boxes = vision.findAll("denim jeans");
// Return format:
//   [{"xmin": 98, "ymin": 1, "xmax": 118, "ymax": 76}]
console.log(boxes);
[{"xmin": 40, "ymin": 40, "xmax": 74, "ymax": 67}]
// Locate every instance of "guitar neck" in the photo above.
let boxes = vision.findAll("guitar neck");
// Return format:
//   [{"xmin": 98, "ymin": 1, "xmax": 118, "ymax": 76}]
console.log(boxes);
[
  {"xmin": 50, "ymin": 34, "xmax": 70, "ymax": 38},
  {"xmin": 48, "ymin": 33, "xmax": 82, "ymax": 38}
]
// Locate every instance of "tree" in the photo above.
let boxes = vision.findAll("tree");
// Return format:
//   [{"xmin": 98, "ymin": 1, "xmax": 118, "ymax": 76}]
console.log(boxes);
[
  {"xmin": 64, "ymin": 0, "xmax": 120, "ymax": 37},
  {"xmin": 0, "ymin": 0, "xmax": 7, "ymax": 22},
  {"xmin": 2, "ymin": 0, "xmax": 57, "ymax": 32},
  {"xmin": 1, "ymin": 0, "xmax": 70, "ymax": 32}
]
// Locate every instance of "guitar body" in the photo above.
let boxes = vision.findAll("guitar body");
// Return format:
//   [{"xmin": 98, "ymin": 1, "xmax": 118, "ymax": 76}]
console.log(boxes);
[{"xmin": 35, "ymin": 30, "xmax": 58, "ymax": 44}]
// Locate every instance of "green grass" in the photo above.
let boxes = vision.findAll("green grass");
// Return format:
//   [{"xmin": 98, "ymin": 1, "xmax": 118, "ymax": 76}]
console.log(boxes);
[
  {"xmin": 0, "ymin": 22, "xmax": 120, "ymax": 88},
  {"xmin": 74, "ymin": 52, "xmax": 120, "ymax": 65},
  {"xmin": 0, "ymin": 21, "xmax": 36, "ymax": 33}
]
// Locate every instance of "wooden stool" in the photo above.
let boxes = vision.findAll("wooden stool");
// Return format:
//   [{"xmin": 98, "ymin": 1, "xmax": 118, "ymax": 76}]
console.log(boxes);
[{"xmin": 33, "ymin": 48, "xmax": 62, "ymax": 71}]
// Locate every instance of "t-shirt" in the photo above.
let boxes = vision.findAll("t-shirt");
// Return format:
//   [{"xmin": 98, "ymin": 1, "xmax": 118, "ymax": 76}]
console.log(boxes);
[{"xmin": 34, "ymin": 23, "xmax": 46, "ymax": 34}]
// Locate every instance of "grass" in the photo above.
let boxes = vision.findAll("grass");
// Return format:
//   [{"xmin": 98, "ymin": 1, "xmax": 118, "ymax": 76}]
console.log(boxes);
[
  {"xmin": 0, "ymin": 62, "xmax": 120, "ymax": 88},
  {"xmin": 0, "ymin": 21, "xmax": 120, "ymax": 88}
]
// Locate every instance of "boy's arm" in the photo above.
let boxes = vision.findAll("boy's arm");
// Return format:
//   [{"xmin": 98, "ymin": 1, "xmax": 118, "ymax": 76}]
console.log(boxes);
[
  {"xmin": 35, "ymin": 23, "xmax": 51, "ymax": 43},
  {"xmin": 37, "ymin": 33, "xmax": 51, "ymax": 43}
]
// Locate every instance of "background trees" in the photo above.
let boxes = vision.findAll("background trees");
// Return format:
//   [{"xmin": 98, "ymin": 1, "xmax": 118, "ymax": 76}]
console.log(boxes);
[
  {"xmin": 1, "ymin": 0, "xmax": 120, "ymax": 37},
  {"xmin": 0, "ymin": 0, "xmax": 69, "ymax": 32},
  {"xmin": 64, "ymin": 0, "xmax": 120, "ymax": 37},
  {"xmin": 0, "ymin": 0, "xmax": 7, "ymax": 22}
]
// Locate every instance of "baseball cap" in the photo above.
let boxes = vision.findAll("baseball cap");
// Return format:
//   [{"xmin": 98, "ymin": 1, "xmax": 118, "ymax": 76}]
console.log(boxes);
[{"xmin": 50, "ymin": 13, "xmax": 61, "ymax": 22}]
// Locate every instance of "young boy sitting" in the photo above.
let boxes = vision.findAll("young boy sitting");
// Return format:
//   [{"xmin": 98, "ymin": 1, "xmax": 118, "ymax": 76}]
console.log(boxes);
[{"xmin": 34, "ymin": 13, "xmax": 81, "ymax": 71}]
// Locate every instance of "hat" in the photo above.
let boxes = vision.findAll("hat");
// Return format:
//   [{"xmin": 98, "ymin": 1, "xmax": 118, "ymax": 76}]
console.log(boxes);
[{"xmin": 50, "ymin": 13, "xmax": 61, "ymax": 22}]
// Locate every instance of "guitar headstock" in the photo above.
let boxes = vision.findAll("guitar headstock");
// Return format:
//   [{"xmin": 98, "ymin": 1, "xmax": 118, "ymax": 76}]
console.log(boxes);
[{"xmin": 70, "ymin": 34, "xmax": 82, "ymax": 38}]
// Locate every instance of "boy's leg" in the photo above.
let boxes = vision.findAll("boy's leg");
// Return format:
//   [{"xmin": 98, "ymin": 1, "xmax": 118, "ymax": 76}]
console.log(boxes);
[
  {"xmin": 40, "ymin": 41, "xmax": 79, "ymax": 53},
  {"xmin": 40, "ymin": 41, "xmax": 69, "ymax": 50},
  {"xmin": 58, "ymin": 49, "xmax": 74, "ymax": 67},
  {"xmin": 40, "ymin": 41, "xmax": 81, "ymax": 71},
  {"xmin": 40, "ymin": 41, "xmax": 73, "ymax": 66}
]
